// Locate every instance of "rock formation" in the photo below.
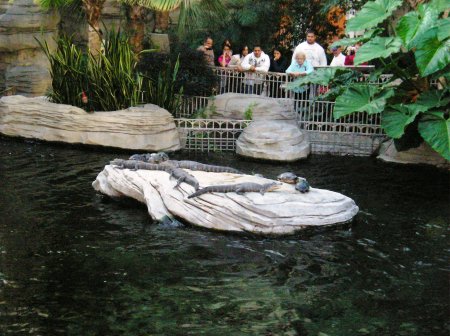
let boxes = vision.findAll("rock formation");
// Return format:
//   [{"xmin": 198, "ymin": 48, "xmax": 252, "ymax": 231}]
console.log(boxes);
[
  {"xmin": 93, "ymin": 164, "xmax": 359, "ymax": 235},
  {"xmin": 205, "ymin": 93, "xmax": 310, "ymax": 161},
  {"xmin": 0, "ymin": 95, "xmax": 181, "ymax": 151},
  {"xmin": 0, "ymin": 0, "xmax": 59, "ymax": 96},
  {"xmin": 378, "ymin": 139, "xmax": 449, "ymax": 169}
]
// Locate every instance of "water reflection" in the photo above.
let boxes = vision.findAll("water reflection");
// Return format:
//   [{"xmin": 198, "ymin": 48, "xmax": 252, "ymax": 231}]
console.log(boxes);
[{"xmin": 0, "ymin": 137, "xmax": 448, "ymax": 335}]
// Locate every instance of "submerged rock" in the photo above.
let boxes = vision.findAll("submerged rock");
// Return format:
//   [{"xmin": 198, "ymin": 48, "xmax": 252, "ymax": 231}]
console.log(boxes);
[
  {"xmin": 92, "ymin": 164, "xmax": 359, "ymax": 235},
  {"xmin": 0, "ymin": 95, "xmax": 181, "ymax": 151}
]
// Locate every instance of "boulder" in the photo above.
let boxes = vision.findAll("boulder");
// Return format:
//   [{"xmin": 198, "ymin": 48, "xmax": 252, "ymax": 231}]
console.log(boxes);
[
  {"xmin": 0, "ymin": 95, "xmax": 181, "ymax": 151},
  {"xmin": 208, "ymin": 93, "xmax": 296, "ymax": 120},
  {"xmin": 92, "ymin": 164, "xmax": 359, "ymax": 235},
  {"xmin": 208, "ymin": 93, "xmax": 311, "ymax": 161},
  {"xmin": 378, "ymin": 139, "xmax": 449, "ymax": 169},
  {"xmin": 236, "ymin": 120, "xmax": 311, "ymax": 161}
]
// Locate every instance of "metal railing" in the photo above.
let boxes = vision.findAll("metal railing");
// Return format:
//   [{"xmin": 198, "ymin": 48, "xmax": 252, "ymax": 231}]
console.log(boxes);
[{"xmin": 173, "ymin": 67, "xmax": 392, "ymax": 155}]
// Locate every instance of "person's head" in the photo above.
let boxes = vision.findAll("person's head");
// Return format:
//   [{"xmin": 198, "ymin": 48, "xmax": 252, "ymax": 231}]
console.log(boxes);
[
  {"xmin": 222, "ymin": 39, "xmax": 232, "ymax": 49},
  {"xmin": 203, "ymin": 36, "xmax": 213, "ymax": 49},
  {"xmin": 241, "ymin": 45, "xmax": 249, "ymax": 57},
  {"xmin": 253, "ymin": 45, "xmax": 262, "ymax": 58},
  {"xmin": 295, "ymin": 51, "xmax": 306, "ymax": 65},
  {"xmin": 223, "ymin": 44, "xmax": 231, "ymax": 55},
  {"xmin": 273, "ymin": 48, "xmax": 282, "ymax": 60},
  {"xmin": 306, "ymin": 29, "xmax": 316, "ymax": 44},
  {"xmin": 331, "ymin": 45, "xmax": 341, "ymax": 56}
]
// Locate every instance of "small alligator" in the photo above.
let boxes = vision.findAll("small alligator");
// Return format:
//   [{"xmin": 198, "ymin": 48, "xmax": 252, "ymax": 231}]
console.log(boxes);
[
  {"xmin": 166, "ymin": 166, "xmax": 200, "ymax": 191},
  {"xmin": 129, "ymin": 152, "xmax": 170, "ymax": 164},
  {"xmin": 167, "ymin": 160, "xmax": 241, "ymax": 174},
  {"xmin": 110, "ymin": 159, "xmax": 199, "ymax": 191},
  {"xmin": 188, "ymin": 182, "xmax": 278, "ymax": 199},
  {"xmin": 110, "ymin": 159, "xmax": 171, "ymax": 171}
]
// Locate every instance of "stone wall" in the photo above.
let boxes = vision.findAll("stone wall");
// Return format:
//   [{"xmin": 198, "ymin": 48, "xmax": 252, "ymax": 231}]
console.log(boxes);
[{"xmin": 0, "ymin": 0, "xmax": 59, "ymax": 96}]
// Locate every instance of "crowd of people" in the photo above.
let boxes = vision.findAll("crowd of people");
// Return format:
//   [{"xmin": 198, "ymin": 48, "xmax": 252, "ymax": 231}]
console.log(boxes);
[{"xmin": 197, "ymin": 30, "xmax": 364, "ymax": 76}]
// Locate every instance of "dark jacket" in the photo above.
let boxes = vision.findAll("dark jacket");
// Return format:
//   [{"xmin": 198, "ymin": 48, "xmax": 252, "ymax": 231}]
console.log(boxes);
[{"xmin": 269, "ymin": 56, "xmax": 288, "ymax": 73}]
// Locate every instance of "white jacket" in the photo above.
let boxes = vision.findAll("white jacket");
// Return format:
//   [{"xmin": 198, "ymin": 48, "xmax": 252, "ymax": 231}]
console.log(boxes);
[
  {"xmin": 330, "ymin": 53, "xmax": 346, "ymax": 67},
  {"xmin": 241, "ymin": 51, "xmax": 270, "ymax": 85},
  {"xmin": 292, "ymin": 42, "xmax": 327, "ymax": 66}
]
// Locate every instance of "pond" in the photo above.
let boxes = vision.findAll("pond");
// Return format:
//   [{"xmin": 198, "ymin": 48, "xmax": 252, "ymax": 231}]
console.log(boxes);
[{"xmin": 0, "ymin": 137, "xmax": 448, "ymax": 336}]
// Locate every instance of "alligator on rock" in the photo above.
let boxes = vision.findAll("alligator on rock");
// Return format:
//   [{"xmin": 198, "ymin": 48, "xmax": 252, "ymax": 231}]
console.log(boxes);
[{"xmin": 188, "ymin": 182, "xmax": 279, "ymax": 199}]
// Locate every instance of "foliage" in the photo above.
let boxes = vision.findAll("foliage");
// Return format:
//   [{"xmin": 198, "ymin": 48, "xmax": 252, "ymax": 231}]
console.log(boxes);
[
  {"xmin": 244, "ymin": 103, "xmax": 256, "ymax": 120},
  {"xmin": 39, "ymin": 32, "xmax": 183, "ymax": 113},
  {"xmin": 138, "ymin": 41, "xmax": 217, "ymax": 97},
  {"xmin": 142, "ymin": 57, "xmax": 184, "ymax": 113},
  {"xmin": 291, "ymin": 0, "xmax": 450, "ymax": 160}
]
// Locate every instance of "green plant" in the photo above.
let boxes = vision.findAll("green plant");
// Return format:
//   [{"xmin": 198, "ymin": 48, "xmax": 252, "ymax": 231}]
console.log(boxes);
[
  {"xmin": 38, "ymin": 32, "xmax": 147, "ymax": 111},
  {"xmin": 244, "ymin": 102, "xmax": 256, "ymax": 120},
  {"xmin": 141, "ymin": 57, "xmax": 184, "ymax": 114},
  {"xmin": 289, "ymin": 0, "xmax": 449, "ymax": 160}
]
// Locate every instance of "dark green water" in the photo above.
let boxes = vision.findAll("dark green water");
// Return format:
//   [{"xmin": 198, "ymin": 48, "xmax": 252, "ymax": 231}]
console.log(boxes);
[{"xmin": 0, "ymin": 137, "xmax": 448, "ymax": 336}]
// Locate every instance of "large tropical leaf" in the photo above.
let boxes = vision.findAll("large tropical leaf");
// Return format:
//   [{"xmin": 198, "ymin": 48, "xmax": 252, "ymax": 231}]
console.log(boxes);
[
  {"xmin": 287, "ymin": 68, "xmax": 346, "ymax": 88},
  {"xmin": 413, "ymin": 89, "xmax": 450, "ymax": 113},
  {"xmin": 346, "ymin": 0, "xmax": 402, "ymax": 32},
  {"xmin": 436, "ymin": 18, "xmax": 450, "ymax": 41},
  {"xmin": 330, "ymin": 29, "xmax": 383, "ymax": 48},
  {"xmin": 418, "ymin": 112, "xmax": 450, "ymax": 160},
  {"xmin": 414, "ymin": 27, "xmax": 450, "ymax": 77},
  {"xmin": 333, "ymin": 85, "xmax": 395, "ymax": 119},
  {"xmin": 354, "ymin": 36, "xmax": 402, "ymax": 65},
  {"xmin": 381, "ymin": 104, "xmax": 420, "ymax": 138},
  {"xmin": 396, "ymin": 2, "xmax": 441, "ymax": 49}
]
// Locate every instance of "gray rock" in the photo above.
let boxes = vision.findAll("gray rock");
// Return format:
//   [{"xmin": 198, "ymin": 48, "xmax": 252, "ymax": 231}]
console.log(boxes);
[
  {"xmin": 0, "ymin": 95, "xmax": 181, "ymax": 151},
  {"xmin": 378, "ymin": 139, "xmax": 449, "ymax": 169}
]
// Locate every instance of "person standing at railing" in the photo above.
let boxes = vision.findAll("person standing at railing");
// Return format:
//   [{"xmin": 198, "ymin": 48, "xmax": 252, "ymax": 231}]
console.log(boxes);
[
  {"xmin": 291, "ymin": 29, "xmax": 327, "ymax": 67},
  {"xmin": 218, "ymin": 44, "xmax": 233, "ymax": 94},
  {"xmin": 197, "ymin": 36, "xmax": 215, "ymax": 67},
  {"xmin": 329, "ymin": 45, "xmax": 346, "ymax": 67},
  {"xmin": 269, "ymin": 48, "xmax": 288, "ymax": 73},
  {"xmin": 286, "ymin": 51, "xmax": 314, "ymax": 96},
  {"xmin": 240, "ymin": 45, "xmax": 270, "ymax": 95},
  {"xmin": 218, "ymin": 44, "xmax": 232, "ymax": 67},
  {"xmin": 228, "ymin": 45, "xmax": 249, "ymax": 69},
  {"xmin": 268, "ymin": 47, "xmax": 289, "ymax": 97}
]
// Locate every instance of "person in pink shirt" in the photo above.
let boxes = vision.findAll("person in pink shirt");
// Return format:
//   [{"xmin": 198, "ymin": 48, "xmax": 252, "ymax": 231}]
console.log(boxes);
[{"xmin": 218, "ymin": 44, "xmax": 232, "ymax": 67}]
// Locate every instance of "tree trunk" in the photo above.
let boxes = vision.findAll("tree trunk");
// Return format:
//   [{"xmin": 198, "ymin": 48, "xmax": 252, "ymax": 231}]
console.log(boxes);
[
  {"xmin": 128, "ymin": 5, "xmax": 147, "ymax": 54},
  {"xmin": 154, "ymin": 11, "xmax": 170, "ymax": 33},
  {"xmin": 83, "ymin": 0, "xmax": 106, "ymax": 57}
]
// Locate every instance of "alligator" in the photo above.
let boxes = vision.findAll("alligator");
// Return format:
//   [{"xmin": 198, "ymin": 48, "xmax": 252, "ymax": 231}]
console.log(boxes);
[
  {"xmin": 167, "ymin": 160, "xmax": 241, "ymax": 174},
  {"xmin": 166, "ymin": 166, "xmax": 200, "ymax": 191},
  {"xmin": 129, "ymin": 152, "xmax": 170, "ymax": 164},
  {"xmin": 110, "ymin": 159, "xmax": 199, "ymax": 191},
  {"xmin": 187, "ymin": 182, "xmax": 279, "ymax": 199},
  {"xmin": 110, "ymin": 159, "xmax": 171, "ymax": 171}
]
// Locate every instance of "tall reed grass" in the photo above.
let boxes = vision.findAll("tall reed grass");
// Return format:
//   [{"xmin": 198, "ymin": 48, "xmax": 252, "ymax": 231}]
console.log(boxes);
[{"xmin": 38, "ymin": 32, "xmax": 183, "ymax": 114}]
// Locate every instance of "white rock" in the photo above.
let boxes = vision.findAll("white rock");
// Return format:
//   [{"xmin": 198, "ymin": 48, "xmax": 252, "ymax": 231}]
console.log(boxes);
[
  {"xmin": 0, "ymin": 95, "xmax": 181, "ymax": 151},
  {"xmin": 208, "ymin": 93, "xmax": 296, "ymax": 120},
  {"xmin": 378, "ymin": 139, "xmax": 449, "ymax": 169},
  {"xmin": 236, "ymin": 120, "xmax": 311, "ymax": 161},
  {"xmin": 92, "ymin": 165, "xmax": 359, "ymax": 235}
]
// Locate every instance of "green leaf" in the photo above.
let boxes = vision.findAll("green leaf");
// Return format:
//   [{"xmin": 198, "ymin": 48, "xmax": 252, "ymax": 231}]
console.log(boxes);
[
  {"xmin": 436, "ymin": 18, "xmax": 450, "ymax": 41},
  {"xmin": 287, "ymin": 68, "xmax": 343, "ymax": 88},
  {"xmin": 330, "ymin": 29, "xmax": 383, "ymax": 48},
  {"xmin": 396, "ymin": 3, "xmax": 440, "ymax": 49},
  {"xmin": 346, "ymin": 0, "xmax": 402, "ymax": 32},
  {"xmin": 413, "ymin": 90, "xmax": 450, "ymax": 113},
  {"xmin": 381, "ymin": 104, "xmax": 420, "ymax": 138},
  {"xmin": 418, "ymin": 112, "xmax": 450, "ymax": 160},
  {"xmin": 333, "ymin": 85, "xmax": 395, "ymax": 119},
  {"xmin": 414, "ymin": 28, "xmax": 450, "ymax": 76},
  {"xmin": 428, "ymin": 0, "xmax": 450, "ymax": 13},
  {"xmin": 354, "ymin": 36, "xmax": 402, "ymax": 65}
]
